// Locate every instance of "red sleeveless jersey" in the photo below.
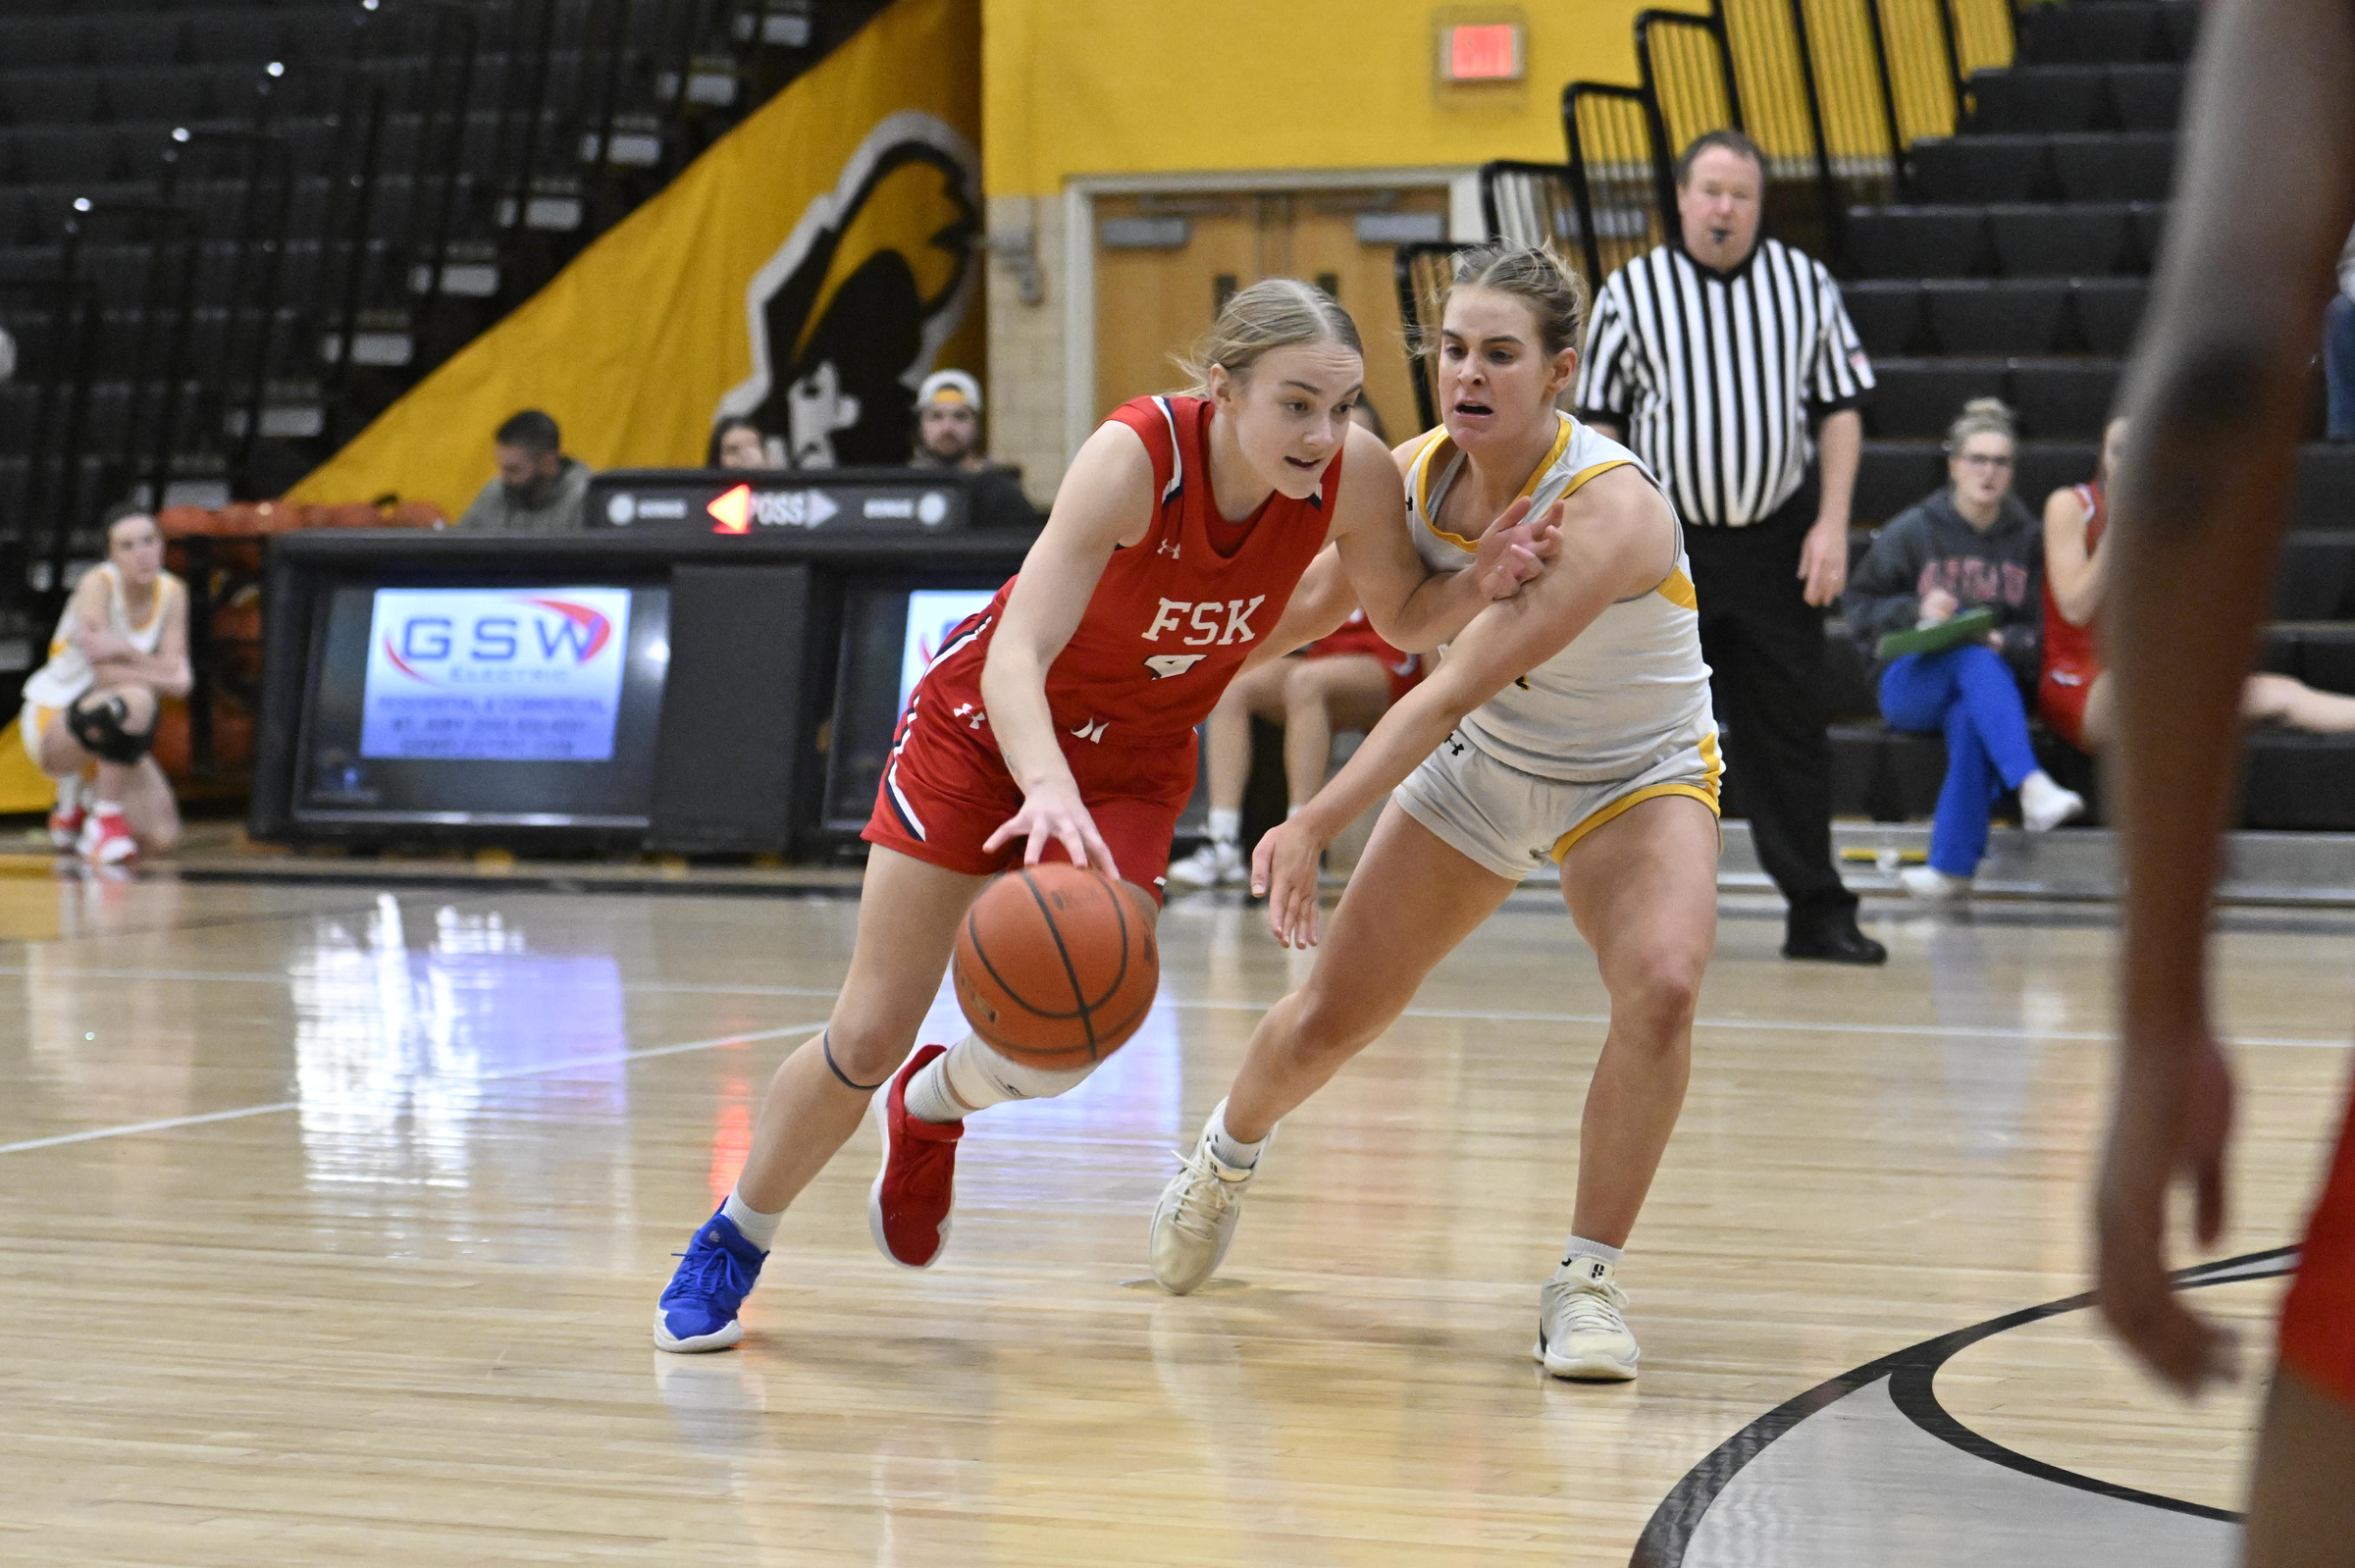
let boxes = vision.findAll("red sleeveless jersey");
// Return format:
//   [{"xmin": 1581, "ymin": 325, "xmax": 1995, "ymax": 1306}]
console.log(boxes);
[
  {"xmin": 2041, "ymin": 480, "xmax": 2104, "ymax": 678},
  {"xmin": 917, "ymin": 395, "xmax": 1340, "ymax": 750}
]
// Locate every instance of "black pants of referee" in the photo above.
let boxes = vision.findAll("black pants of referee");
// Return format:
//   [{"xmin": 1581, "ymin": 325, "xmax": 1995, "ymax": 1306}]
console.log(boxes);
[{"xmin": 1682, "ymin": 487, "xmax": 1858, "ymax": 930}]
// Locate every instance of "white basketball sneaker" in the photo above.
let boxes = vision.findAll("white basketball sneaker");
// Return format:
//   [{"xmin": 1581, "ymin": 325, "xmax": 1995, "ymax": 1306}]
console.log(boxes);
[
  {"xmin": 1165, "ymin": 840, "xmax": 1244, "ymax": 893},
  {"xmin": 1150, "ymin": 1108, "xmax": 1258, "ymax": 1293},
  {"xmin": 1534, "ymin": 1255, "xmax": 1640, "ymax": 1382}
]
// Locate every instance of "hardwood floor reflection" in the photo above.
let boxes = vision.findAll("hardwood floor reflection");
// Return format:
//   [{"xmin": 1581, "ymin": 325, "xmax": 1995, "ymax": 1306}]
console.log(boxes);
[{"xmin": 0, "ymin": 875, "xmax": 2344, "ymax": 1564}]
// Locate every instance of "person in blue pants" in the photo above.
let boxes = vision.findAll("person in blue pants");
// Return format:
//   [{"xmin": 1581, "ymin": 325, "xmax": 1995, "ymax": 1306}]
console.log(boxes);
[
  {"xmin": 1844, "ymin": 398, "xmax": 2085, "ymax": 898},
  {"xmin": 2328, "ymin": 227, "xmax": 2355, "ymax": 441}
]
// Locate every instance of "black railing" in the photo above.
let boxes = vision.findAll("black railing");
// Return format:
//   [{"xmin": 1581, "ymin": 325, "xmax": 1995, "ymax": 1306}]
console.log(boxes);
[
  {"xmin": 1393, "ymin": 240, "xmax": 1475, "ymax": 432},
  {"xmin": 1479, "ymin": 161, "xmax": 1584, "ymax": 256},
  {"xmin": 1561, "ymin": 83, "xmax": 1670, "ymax": 290},
  {"xmin": 1557, "ymin": 0, "xmax": 2015, "ymax": 285}
]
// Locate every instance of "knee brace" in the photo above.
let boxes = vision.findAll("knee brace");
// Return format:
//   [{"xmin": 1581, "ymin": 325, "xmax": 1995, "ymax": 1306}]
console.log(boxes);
[
  {"xmin": 943, "ymin": 1035, "xmax": 1099, "ymax": 1108},
  {"xmin": 66, "ymin": 693, "xmax": 155, "ymax": 765}
]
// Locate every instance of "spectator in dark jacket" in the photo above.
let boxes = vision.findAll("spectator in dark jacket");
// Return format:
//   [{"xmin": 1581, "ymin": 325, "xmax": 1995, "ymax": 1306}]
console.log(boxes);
[{"xmin": 1845, "ymin": 398, "xmax": 2085, "ymax": 899}]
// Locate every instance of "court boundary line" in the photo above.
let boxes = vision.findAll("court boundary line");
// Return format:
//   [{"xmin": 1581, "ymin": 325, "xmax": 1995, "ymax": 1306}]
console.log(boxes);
[
  {"xmin": 1628, "ymin": 1246, "xmax": 2299, "ymax": 1567},
  {"xmin": 0, "ymin": 1019, "xmax": 827, "ymax": 1157},
  {"xmin": 0, "ymin": 966, "xmax": 2341, "ymax": 1050}
]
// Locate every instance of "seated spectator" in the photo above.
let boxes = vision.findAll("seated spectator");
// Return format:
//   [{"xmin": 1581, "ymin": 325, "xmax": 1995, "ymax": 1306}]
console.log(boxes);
[
  {"xmin": 455, "ymin": 409, "xmax": 592, "ymax": 534},
  {"xmin": 1167, "ymin": 402, "xmax": 1415, "ymax": 892},
  {"xmin": 907, "ymin": 370, "xmax": 1040, "ymax": 530},
  {"xmin": 1846, "ymin": 398, "xmax": 2084, "ymax": 901},
  {"xmin": 2329, "ymin": 225, "xmax": 2355, "ymax": 442},
  {"xmin": 2044, "ymin": 414, "xmax": 2355, "ymax": 747},
  {"xmin": 707, "ymin": 416, "xmax": 772, "ymax": 470},
  {"xmin": 19, "ymin": 506, "xmax": 191, "ymax": 864}
]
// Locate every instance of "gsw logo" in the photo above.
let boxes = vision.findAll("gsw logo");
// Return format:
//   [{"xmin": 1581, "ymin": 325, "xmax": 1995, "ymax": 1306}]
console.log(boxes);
[
  {"xmin": 1144, "ymin": 653, "xmax": 1209, "ymax": 680},
  {"xmin": 1070, "ymin": 718, "xmax": 1110, "ymax": 743},
  {"xmin": 1141, "ymin": 596, "xmax": 1267, "ymax": 648}
]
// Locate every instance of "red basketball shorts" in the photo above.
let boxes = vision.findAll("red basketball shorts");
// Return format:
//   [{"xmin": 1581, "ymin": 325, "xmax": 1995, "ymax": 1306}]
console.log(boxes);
[
  {"xmin": 2280, "ymin": 1078, "xmax": 2355, "ymax": 1411},
  {"xmin": 862, "ymin": 690, "xmax": 1197, "ymax": 903}
]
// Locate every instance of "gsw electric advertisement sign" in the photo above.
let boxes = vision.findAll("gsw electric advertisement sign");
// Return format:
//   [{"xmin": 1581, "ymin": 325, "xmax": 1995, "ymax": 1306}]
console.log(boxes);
[{"xmin": 360, "ymin": 588, "xmax": 634, "ymax": 762}]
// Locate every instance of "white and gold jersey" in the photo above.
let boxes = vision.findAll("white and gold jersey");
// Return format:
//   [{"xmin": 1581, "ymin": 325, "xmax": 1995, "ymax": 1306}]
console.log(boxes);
[
  {"xmin": 23, "ymin": 563, "xmax": 183, "ymax": 711},
  {"xmin": 1406, "ymin": 414, "xmax": 1716, "ymax": 785}
]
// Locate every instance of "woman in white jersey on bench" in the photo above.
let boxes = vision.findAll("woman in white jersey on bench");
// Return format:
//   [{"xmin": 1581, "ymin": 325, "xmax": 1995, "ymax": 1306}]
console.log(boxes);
[
  {"xmin": 1147, "ymin": 243, "xmax": 1721, "ymax": 1383},
  {"xmin": 19, "ymin": 506, "xmax": 191, "ymax": 864}
]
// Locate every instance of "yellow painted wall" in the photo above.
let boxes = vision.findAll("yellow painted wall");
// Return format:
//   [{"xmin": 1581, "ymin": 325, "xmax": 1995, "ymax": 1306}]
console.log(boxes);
[{"xmin": 982, "ymin": 0, "xmax": 1684, "ymax": 197}]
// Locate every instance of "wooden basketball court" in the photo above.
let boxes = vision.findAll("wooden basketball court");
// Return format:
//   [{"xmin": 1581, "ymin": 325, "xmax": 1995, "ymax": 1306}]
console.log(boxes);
[{"xmin": 0, "ymin": 870, "xmax": 2343, "ymax": 1563}]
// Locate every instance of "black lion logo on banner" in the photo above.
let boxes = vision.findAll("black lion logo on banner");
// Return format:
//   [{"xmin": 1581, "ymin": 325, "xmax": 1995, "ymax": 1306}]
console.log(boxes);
[{"xmin": 721, "ymin": 111, "xmax": 981, "ymax": 469}]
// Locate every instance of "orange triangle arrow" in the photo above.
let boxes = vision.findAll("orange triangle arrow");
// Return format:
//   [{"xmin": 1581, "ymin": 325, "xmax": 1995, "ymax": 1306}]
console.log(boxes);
[{"xmin": 707, "ymin": 483, "xmax": 752, "ymax": 534}]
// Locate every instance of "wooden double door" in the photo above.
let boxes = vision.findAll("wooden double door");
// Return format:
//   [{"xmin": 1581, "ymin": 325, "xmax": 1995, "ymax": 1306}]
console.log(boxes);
[{"xmin": 1092, "ymin": 186, "xmax": 1453, "ymax": 444}]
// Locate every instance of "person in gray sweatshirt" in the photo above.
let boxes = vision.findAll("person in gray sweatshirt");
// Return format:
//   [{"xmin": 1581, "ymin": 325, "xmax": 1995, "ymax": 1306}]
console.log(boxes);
[{"xmin": 1844, "ymin": 398, "xmax": 2084, "ymax": 898}]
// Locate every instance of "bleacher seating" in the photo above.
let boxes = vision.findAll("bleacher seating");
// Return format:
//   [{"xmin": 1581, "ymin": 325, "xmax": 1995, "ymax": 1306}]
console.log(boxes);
[
  {"xmin": 0, "ymin": 0, "xmax": 882, "ymax": 677},
  {"xmin": 1828, "ymin": 0, "xmax": 2355, "ymax": 833}
]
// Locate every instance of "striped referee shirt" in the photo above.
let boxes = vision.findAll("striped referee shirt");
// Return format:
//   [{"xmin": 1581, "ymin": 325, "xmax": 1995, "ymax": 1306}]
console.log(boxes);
[{"xmin": 1574, "ymin": 237, "xmax": 1873, "ymax": 528}]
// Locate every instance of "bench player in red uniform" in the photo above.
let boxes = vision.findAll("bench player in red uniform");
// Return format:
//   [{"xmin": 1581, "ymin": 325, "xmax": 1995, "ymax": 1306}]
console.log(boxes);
[
  {"xmin": 654, "ymin": 280, "xmax": 1562, "ymax": 1351},
  {"xmin": 2094, "ymin": 0, "xmax": 2355, "ymax": 1557}
]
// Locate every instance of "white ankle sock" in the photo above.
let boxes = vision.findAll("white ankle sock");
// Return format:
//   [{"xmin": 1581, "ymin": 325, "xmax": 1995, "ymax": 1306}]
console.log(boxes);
[
  {"xmin": 721, "ymin": 1189, "xmax": 781, "ymax": 1250},
  {"xmin": 907, "ymin": 1034, "xmax": 1098, "ymax": 1125},
  {"xmin": 903, "ymin": 1049, "xmax": 977, "ymax": 1124},
  {"xmin": 1207, "ymin": 808, "xmax": 1240, "ymax": 847},
  {"xmin": 1204, "ymin": 1100, "xmax": 1266, "ymax": 1171},
  {"xmin": 1562, "ymin": 1234, "xmax": 1623, "ymax": 1269},
  {"xmin": 54, "ymin": 776, "xmax": 80, "ymax": 812},
  {"xmin": 92, "ymin": 800, "xmax": 123, "ymax": 816}
]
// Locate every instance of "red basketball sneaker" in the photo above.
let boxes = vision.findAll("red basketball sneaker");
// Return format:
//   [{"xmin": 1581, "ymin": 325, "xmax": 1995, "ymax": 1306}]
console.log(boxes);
[
  {"xmin": 868, "ymin": 1043, "xmax": 962, "ymax": 1269},
  {"xmin": 79, "ymin": 808, "xmax": 135, "ymax": 865}
]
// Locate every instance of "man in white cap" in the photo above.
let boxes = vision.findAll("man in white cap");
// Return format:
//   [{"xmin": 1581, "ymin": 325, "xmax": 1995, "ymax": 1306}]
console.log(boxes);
[{"xmin": 908, "ymin": 369, "xmax": 1039, "ymax": 529}]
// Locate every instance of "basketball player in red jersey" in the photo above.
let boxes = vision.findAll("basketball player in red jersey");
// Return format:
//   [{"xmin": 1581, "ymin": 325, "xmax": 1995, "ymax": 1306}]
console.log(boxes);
[
  {"xmin": 2094, "ymin": 0, "xmax": 2355, "ymax": 1557},
  {"xmin": 653, "ymin": 280, "xmax": 1563, "ymax": 1352}
]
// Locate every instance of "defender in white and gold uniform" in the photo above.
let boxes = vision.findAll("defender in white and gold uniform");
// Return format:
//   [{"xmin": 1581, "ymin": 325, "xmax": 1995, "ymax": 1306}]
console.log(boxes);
[
  {"xmin": 1151, "ymin": 244, "xmax": 1723, "ymax": 1387},
  {"xmin": 19, "ymin": 508, "xmax": 190, "ymax": 864},
  {"xmin": 1393, "ymin": 411, "xmax": 1720, "ymax": 878}
]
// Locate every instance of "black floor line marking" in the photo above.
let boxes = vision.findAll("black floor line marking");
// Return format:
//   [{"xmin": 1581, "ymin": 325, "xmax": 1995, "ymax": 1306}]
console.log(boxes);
[{"xmin": 1631, "ymin": 1244, "xmax": 2301, "ymax": 1567}]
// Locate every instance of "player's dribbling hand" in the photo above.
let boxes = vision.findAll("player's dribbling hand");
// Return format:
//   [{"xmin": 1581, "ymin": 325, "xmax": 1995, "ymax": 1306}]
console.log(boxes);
[
  {"xmin": 1472, "ymin": 497, "xmax": 1566, "ymax": 601},
  {"xmin": 984, "ymin": 779, "xmax": 1121, "ymax": 880},
  {"xmin": 1250, "ymin": 816, "xmax": 1326, "ymax": 949},
  {"xmin": 2094, "ymin": 1023, "xmax": 2239, "ymax": 1397}
]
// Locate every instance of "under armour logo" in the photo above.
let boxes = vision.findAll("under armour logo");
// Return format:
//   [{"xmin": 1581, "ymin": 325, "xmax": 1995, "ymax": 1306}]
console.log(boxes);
[
  {"xmin": 1157, "ymin": 540, "xmax": 1180, "ymax": 558},
  {"xmin": 1587, "ymin": 1260, "xmax": 1607, "ymax": 1280},
  {"xmin": 1071, "ymin": 718, "xmax": 1110, "ymax": 743},
  {"xmin": 953, "ymin": 701, "xmax": 987, "ymax": 731},
  {"xmin": 1144, "ymin": 653, "xmax": 1209, "ymax": 680},
  {"xmin": 1445, "ymin": 732, "xmax": 1468, "ymax": 758}
]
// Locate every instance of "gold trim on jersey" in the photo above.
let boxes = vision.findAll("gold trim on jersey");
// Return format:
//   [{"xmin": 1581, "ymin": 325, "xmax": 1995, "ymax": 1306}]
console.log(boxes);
[
  {"xmin": 1657, "ymin": 568, "xmax": 1699, "ymax": 610},
  {"xmin": 1416, "ymin": 416, "xmax": 1578, "ymax": 551}
]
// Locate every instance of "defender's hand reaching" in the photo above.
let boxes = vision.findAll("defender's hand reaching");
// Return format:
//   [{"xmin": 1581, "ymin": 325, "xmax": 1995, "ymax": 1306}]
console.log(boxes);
[{"xmin": 1472, "ymin": 497, "xmax": 1566, "ymax": 601}]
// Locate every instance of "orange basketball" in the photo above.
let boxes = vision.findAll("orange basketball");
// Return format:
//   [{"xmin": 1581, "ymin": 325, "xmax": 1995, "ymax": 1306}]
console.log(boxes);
[{"xmin": 953, "ymin": 862, "xmax": 1160, "ymax": 1071}]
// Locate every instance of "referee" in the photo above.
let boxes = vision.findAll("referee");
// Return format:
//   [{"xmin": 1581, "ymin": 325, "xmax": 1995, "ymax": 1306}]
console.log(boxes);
[{"xmin": 1575, "ymin": 130, "xmax": 1884, "ymax": 965}]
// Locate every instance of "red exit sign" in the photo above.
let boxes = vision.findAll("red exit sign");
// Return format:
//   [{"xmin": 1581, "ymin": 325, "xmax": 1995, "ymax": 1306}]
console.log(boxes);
[{"xmin": 1442, "ymin": 22, "xmax": 1523, "ymax": 81}]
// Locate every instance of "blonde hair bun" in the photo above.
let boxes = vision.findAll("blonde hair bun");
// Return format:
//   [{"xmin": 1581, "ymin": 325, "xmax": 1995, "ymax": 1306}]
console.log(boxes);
[{"xmin": 1946, "ymin": 396, "xmax": 2017, "ymax": 448}]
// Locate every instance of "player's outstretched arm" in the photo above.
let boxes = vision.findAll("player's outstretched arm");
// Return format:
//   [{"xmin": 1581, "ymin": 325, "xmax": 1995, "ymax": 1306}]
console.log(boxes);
[
  {"xmin": 1253, "ymin": 465, "xmax": 1672, "ymax": 947},
  {"xmin": 1325, "ymin": 425, "xmax": 1560, "ymax": 654},
  {"xmin": 2097, "ymin": 0, "xmax": 2355, "ymax": 1395},
  {"xmin": 978, "ymin": 420, "xmax": 1157, "ymax": 875}
]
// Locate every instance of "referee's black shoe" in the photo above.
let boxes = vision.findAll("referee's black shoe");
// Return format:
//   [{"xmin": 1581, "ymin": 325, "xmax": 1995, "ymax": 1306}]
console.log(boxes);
[{"xmin": 1781, "ymin": 914, "xmax": 1887, "ymax": 966}]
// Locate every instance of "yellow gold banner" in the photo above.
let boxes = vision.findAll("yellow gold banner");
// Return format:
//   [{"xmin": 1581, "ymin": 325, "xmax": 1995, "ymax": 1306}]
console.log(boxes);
[{"xmin": 290, "ymin": 0, "xmax": 981, "ymax": 517}]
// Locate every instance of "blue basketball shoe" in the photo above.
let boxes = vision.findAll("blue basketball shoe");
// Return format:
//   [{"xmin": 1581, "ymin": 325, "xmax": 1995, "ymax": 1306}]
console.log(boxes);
[{"xmin": 652, "ymin": 1209, "xmax": 767, "ymax": 1352}]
